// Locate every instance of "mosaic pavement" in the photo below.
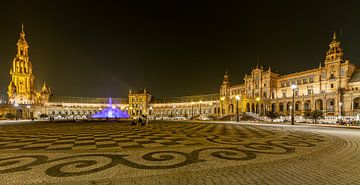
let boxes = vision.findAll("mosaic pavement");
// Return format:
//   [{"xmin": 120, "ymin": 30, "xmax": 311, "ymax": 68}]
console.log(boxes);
[{"xmin": 0, "ymin": 121, "xmax": 353, "ymax": 185}]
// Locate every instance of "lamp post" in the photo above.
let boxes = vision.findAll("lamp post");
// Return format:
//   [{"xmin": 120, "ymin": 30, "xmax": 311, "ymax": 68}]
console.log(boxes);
[
  {"xmin": 236, "ymin": 95, "xmax": 240, "ymax": 122},
  {"xmin": 26, "ymin": 105, "xmax": 31, "ymax": 119},
  {"xmin": 256, "ymin": 97, "xmax": 260, "ymax": 115},
  {"xmin": 291, "ymin": 84, "xmax": 297, "ymax": 125},
  {"xmin": 191, "ymin": 102, "xmax": 195, "ymax": 117},
  {"xmin": 339, "ymin": 102, "xmax": 343, "ymax": 120},
  {"xmin": 199, "ymin": 101, "xmax": 202, "ymax": 115}
]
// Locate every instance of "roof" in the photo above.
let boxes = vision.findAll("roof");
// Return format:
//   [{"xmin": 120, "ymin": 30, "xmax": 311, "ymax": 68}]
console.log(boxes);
[
  {"xmin": 48, "ymin": 96, "xmax": 128, "ymax": 104},
  {"xmin": 349, "ymin": 69, "xmax": 360, "ymax": 83},
  {"xmin": 150, "ymin": 93, "xmax": 219, "ymax": 104}
]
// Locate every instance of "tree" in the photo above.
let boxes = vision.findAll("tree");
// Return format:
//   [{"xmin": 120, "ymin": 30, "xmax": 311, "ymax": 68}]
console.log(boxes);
[
  {"xmin": 305, "ymin": 110, "xmax": 323, "ymax": 124},
  {"xmin": 4, "ymin": 113, "xmax": 16, "ymax": 119},
  {"xmin": 40, "ymin": 114, "xmax": 49, "ymax": 118},
  {"xmin": 265, "ymin": 111, "xmax": 279, "ymax": 122}
]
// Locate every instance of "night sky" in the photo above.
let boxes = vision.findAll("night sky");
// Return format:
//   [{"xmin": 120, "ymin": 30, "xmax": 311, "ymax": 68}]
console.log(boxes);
[{"xmin": 0, "ymin": 1, "xmax": 359, "ymax": 98}]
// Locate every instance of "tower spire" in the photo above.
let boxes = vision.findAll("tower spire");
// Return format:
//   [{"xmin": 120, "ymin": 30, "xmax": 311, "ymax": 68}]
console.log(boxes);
[{"xmin": 333, "ymin": 32, "xmax": 337, "ymax": 40}]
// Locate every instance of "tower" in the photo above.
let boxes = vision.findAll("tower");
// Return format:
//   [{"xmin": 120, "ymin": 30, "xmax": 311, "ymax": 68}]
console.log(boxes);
[
  {"xmin": 7, "ymin": 23, "xmax": 37, "ymax": 104},
  {"xmin": 325, "ymin": 32, "xmax": 343, "ymax": 63},
  {"xmin": 220, "ymin": 70, "xmax": 231, "ymax": 115}
]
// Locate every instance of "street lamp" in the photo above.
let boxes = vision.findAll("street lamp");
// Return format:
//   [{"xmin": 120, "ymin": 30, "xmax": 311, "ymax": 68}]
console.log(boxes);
[
  {"xmin": 199, "ymin": 101, "xmax": 202, "ymax": 115},
  {"xmin": 235, "ymin": 95, "xmax": 240, "ymax": 122},
  {"xmin": 291, "ymin": 84, "xmax": 297, "ymax": 125},
  {"xmin": 339, "ymin": 102, "xmax": 343, "ymax": 120},
  {"xmin": 256, "ymin": 97, "xmax": 260, "ymax": 115},
  {"xmin": 191, "ymin": 102, "xmax": 195, "ymax": 117}
]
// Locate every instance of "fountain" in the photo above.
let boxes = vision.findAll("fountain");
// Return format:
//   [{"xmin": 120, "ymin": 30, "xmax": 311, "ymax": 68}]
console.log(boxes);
[{"xmin": 91, "ymin": 98, "xmax": 129, "ymax": 119}]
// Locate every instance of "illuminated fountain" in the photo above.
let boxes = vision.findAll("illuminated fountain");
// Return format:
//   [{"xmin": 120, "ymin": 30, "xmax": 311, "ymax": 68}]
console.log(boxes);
[{"xmin": 91, "ymin": 98, "xmax": 129, "ymax": 119}]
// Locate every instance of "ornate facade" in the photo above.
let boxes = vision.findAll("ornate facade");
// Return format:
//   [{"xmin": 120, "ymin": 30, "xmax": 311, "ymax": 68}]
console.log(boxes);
[
  {"xmin": 2, "ymin": 25, "xmax": 360, "ymax": 120},
  {"xmin": 7, "ymin": 24, "xmax": 51, "ymax": 105},
  {"xmin": 220, "ymin": 33, "xmax": 359, "ymax": 118}
]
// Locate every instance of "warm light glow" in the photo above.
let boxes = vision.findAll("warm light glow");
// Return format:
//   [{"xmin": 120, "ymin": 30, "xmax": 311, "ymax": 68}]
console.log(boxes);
[
  {"xmin": 26, "ymin": 105, "xmax": 30, "ymax": 109},
  {"xmin": 209, "ymin": 102, "xmax": 213, "ymax": 106},
  {"xmin": 291, "ymin": 84, "xmax": 297, "ymax": 90},
  {"xmin": 112, "ymin": 105, "xmax": 116, "ymax": 109},
  {"xmin": 235, "ymin": 95, "xmax": 240, "ymax": 100},
  {"xmin": 173, "ymin": 105, "xmax": 176, "ymax": 108},
  {"xmin": 14, "ymin": 103, "xmax": 19, "ymax": 107},
  {"xmin": 221, "ymin": 97, "xmax": 225, "ymax": 101},
  {"xmin": 99, "ymin": 108, "xmax": 102, "ymax": 110},
  {"xmin": 199, "ymin": 100, "xmax": 202, "ymax": 103},
  {"xmin": 191, "ymin": 102, "xmax": 195, "ymax": 105},
  {"xmin": 150, "ymin": 106, "xmax": 153, "ymax": 110},
  {"xmin": 256, "ymin": 97, "xmax": 260, "ymax": 101},
  {"xmin": 339, "ymin": 102, "xmax": 343, "ymax": 106}
]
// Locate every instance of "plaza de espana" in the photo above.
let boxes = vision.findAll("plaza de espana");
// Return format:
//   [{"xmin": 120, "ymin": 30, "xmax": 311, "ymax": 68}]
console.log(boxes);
[{"xmin": 2, "ymin": 24, "xmax": 360, "ymax": 120}]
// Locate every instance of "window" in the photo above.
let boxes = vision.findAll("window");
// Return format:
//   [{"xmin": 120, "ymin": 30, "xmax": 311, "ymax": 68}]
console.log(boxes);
[
  {"xmin": 303, "ymin": 79, "xmax": 308, "ymax": 84},
  {"xmin": 330, "ymin": 74, "xmax": 335, "ymax": 80},
  {"xmin": 331, "ymin": 84, "xmax": 334, "ymax": 88},
  {"xmin": 307, "ymin": 89, "xmax": 312, "ymax": 95},
  {"xmin": 282, "ymin": 91, "xmax": 287, "ymax": 98},
  {"xmin": 322, "ymin": 72, "xmax": 326, "ymax": 79},
  {"xmin": 286, "ymin": 81, "xmax": 290, "ymax": 86},
  {"xmin": 295, "ymin": 90, "xmax": 299, "ymax": 96},
  {"xmin": 281, "ymin": 82, "xmax": 285, "ymax": 87},
  {"xmin": 297, "ymin": 80, "xmax": 302, "ymax": 85},
  {"xmin": 309, "ymin": 77, "xmax": 314, "ymax": 83}
]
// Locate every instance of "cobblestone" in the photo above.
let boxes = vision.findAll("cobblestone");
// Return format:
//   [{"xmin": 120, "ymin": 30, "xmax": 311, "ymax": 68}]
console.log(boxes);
[{"xmin": 0, "ymin": 121, "xmax": 357, "ymax": 184}]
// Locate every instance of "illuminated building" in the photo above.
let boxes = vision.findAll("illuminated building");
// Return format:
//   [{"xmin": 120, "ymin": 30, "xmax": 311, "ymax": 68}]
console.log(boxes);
[{"xmin": 2, "ymin": 25, "xmax": 360, "ymax": 119}]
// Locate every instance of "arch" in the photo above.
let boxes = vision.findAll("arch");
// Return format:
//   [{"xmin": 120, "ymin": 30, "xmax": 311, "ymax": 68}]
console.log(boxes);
[
  {"xmin": 304, "ymin": 100, "xmax": 311, "ymax": 112},
  {"xmin": 295, "ymin": 101, "xmax": 301, "ymax": 111},
  {"xmin": 354, "ymin": 97, "xmax": 360, "ymax": 109},
  {"xmin": 326, "ymin": 98, "xmax": 335, "ymax": 112},
  {"xmin": 315, "ymin": 99, "xmax": 323, "ymax": 110},
  {"xmin": 271, "ymin": 103, "xmax": 276, "ymax": 112},
  {"xmin": 279, "ymin": 102, "xmax": 284, "ymax": 112},
  {"xmin": 246, "ymin": 103, "xmax": 250, "ymax": 112},
  {"xmin": 260, "ymin": 104, "xmax": 264, "ymax": 115},
  {"xmin": 256, "ymin": 103, "xmax": 259, "ymax": 114},
  {"xmin": 214, "ymin": 107, "xmax": 217, "ymax": 114},
  {"xmin": 286, "ymin": 102, "xmax": 291, "ymax": 112},
  {"xmin": 251, "ymin": 103, "xmax": 255, "ymax": 113},
  {"xmin": 229, "ymin": 104, "xmax": 234, "ymax": 113}
]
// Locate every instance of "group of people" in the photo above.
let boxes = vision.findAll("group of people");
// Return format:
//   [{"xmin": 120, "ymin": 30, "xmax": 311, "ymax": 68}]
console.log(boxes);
[
  {"xmin": 337, "ymin": 119, "xmax": 359, "ymax": 126},
  {"xmin": 131, "ymin": 115, "xmax": 148, "ymax": 126}
]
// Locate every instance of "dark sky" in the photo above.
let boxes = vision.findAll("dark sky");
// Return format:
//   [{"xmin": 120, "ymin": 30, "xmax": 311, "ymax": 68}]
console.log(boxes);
[{"xmin": 0, "ymin": 0, "xmax": 359, "ymax": 98}]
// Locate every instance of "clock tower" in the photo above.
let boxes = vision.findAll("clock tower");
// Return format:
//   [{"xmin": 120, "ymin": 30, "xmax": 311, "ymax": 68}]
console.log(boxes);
[{"xmin": 7, "ymin": 24, "xmax": 37, "ymax": 104}]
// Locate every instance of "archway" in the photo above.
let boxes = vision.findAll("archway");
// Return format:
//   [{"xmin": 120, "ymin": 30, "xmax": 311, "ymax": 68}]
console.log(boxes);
[
  {"xmin": 304, "ymin": 100, "xmax": 311, "ymax": 112},
  {"xmin": 326, "ymin": 98, "xmax": 335, "ymax": 112},
  {"xmin": 286, "ymin": 102, "xmax": 291, "ymax": 112},
  {"xmin": 295, "ymin": 101, "xmax": 301, "ymax": 111},
  {"xmin": 251, "ymin": 103, "xmax": 255, "ymax": 113},
  {"xmin": 354, "ymin": 97, "xmax": 360, "ymax": 109},
  {"xmin": 315, "ymin": 99, "xmax": 323, "ymax": 110},
  {"xmin": 246, "ymin": 103, "xmax": 250, "ymax": 112},
  {"xmin": 229, "ymin": 104, "xmax": 234, "ymax": 113},
  {"xmin": 271, "ymin": 103, "xmax": 276, "ymax": 112},
  {"xmin": 279, "ymin": 102, "xmax": 284, "ymax": 112}
]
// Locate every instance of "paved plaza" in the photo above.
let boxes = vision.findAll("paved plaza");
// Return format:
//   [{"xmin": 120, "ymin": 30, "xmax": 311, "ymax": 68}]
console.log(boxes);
[{"xmin": 0, "ymin": 121, "xmax": 359, "ymax": 185}]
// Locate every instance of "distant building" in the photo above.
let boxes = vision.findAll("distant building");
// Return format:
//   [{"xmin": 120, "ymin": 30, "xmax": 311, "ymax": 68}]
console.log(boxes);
[{"xmin": 1, "ymin": 25, "xmax": 360, "ymax": 119}]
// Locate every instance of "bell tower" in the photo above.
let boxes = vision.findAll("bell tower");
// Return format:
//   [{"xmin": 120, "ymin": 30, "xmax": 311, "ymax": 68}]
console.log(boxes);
[
  {"xmin": 220, "ymin": 70, "xmax": 231, "ymax": 115},
  {"xmin": 325, "ymin": 32, "xmax": 343, "ymax": 63},
  {"xmin": 7, "ymin": 23, "xmax": 36, "ymax": 104}
]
